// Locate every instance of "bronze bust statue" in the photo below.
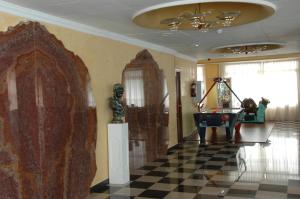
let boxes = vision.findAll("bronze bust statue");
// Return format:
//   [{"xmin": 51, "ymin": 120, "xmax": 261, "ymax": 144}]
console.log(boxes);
[{"xmin": 109, "ymin": 83, "xmax": 125, "ymax": 123}]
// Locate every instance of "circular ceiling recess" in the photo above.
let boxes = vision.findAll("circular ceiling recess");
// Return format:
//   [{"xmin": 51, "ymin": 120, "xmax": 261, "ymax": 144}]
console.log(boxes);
[
  {"xmin": 133, "ymin": 0, "xmax": 276, "ymax": 31},
  {"xmin": 211, "ymin": 42, "xmax": 284, "ymax": 55}
]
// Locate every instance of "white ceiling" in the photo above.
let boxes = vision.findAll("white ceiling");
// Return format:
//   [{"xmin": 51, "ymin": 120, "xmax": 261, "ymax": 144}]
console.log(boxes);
[{"xmin": 1, "ymin": 0, "xmax": 300, "ymax": 60}]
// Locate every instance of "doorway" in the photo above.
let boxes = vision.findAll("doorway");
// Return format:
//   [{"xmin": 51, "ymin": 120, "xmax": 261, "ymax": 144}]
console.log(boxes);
[{"xmin": 176, "ymin": 71, "xmax": 183, "ymax": 144}]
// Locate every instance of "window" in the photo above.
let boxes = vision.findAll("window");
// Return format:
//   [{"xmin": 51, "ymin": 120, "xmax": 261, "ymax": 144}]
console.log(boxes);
[
  {"xmin": 124, "ymin": 69, "xmax": 145, "ymax": 107},
  {"xmin": 220, "ymin": 59, "xmax": 299, "ymax": 121},
  {"xmin": 197, "ymin": 65, "xmax": 205, "ymax": 81}
]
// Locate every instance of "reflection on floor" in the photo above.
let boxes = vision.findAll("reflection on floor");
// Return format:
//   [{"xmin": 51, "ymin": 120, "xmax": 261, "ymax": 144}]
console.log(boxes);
[
  {"xmin": 89, "ymin": 122, "xmax": 300, "ymax": 199},
  {"xmin": 186, "ymin": 122, "xmax": 274, "ymax": 143}
]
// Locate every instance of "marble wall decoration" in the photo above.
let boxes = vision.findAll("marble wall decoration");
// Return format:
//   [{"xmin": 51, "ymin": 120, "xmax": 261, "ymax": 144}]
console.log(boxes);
[
  {"xmin": 0, "ymin": 22, "xmax": 97, "ymax": 199},
  {"xmin": 122, "ymin": 50, "xmax": 169, "ymax": 169}
]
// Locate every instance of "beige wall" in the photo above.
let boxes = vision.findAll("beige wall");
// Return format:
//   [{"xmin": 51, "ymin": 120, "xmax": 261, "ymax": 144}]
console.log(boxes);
[
  {"xmin": 0, "ymin": 12, "xmax": 196, "ymax": 185},
  {"xmin": 175, "ymin": 58, "xmax": 197, "ymax": 137},
  {"xmin": 203, "ymin": 64, "xmax": 219, "ymax": 108}
]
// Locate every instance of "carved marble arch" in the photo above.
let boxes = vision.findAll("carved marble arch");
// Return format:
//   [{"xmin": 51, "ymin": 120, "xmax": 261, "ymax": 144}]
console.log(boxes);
[
  {"xmin": 122, "ymin": 49, "xmax": 169, "ymax": 170},
  {"xmin": 0, "ymin": 22, "xmax": 97, "ymax": 199}
]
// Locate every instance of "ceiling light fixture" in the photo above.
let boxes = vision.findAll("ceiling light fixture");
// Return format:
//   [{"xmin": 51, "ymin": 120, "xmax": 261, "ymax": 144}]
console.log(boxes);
[
  {"xmin": 211, "ymin": 42, "xmax": 284, "ymax": 55},
  {"xmin": 228, "ymin": 45, "xmax": 267, "ymax": 55},
  {"xmin": 133, "ymin": 0, "xmax": 275, "ymax": 32}
]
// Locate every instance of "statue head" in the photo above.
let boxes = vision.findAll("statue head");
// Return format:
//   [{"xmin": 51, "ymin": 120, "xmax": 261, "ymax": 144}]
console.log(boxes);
[{"xmin": 113, "ymin": 83, "xmax": 124, "ymax": 99}]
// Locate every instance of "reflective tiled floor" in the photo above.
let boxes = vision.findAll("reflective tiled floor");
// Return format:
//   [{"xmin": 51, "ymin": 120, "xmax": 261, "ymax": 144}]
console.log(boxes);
[{"xmin": 89, "ymin": 122, "xmax": 300, "ymax": 199}]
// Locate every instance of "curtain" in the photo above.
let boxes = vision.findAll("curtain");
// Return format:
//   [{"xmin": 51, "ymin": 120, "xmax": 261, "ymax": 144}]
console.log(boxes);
[
  {"xmin": 124, "ymin": 69, "xmax": 145, "ymax": 107},
  {"xmin": 220, "ymin": 59, "xmax": 300, "ymax": 121}
]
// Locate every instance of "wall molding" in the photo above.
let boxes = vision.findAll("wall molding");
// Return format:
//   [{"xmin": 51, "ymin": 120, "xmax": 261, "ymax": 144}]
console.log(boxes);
[{"xmin": 0, "ymin": 0, "xmax": 196, "ymax": 62}]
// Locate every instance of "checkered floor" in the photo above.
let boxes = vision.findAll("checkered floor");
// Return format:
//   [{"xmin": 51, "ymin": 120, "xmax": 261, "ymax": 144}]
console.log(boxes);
[{"xmin": 89, "ymin": 122, "xmax": 300, "ymax": 199}]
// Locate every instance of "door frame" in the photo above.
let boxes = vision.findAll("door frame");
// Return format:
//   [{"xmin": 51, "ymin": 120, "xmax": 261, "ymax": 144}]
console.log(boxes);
[{"xmin": 176, "ymin": 71, "xmax": 183, "ymax": 144}]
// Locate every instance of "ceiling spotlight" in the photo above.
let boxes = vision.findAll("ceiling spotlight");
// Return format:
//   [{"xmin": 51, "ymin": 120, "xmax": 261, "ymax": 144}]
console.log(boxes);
[{"xmin": 216, "ymin": 29, "xmax": 223, "ymax": 34}]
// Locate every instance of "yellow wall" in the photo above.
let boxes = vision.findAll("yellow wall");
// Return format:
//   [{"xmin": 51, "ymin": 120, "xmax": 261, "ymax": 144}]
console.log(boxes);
[
  {"xmin": 175, "ymin": 58, "xmax": 197, "ymax": 137},
  {"xmin": 203, "ymin": 64, "xmax": 219, "ymax": 108},
  {"xmin": 0, "ymin": 12, "xmax": 197, "ymax": 185}
]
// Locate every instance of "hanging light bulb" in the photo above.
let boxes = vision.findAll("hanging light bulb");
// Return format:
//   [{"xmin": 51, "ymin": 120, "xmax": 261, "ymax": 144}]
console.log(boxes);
[
  {"xmin": 160, "ymin": 18, "xmax": 181, "ymax": 31},
  {"xmin": 217, "ymin": 11, "xmax": 240, "ymax": 26}
]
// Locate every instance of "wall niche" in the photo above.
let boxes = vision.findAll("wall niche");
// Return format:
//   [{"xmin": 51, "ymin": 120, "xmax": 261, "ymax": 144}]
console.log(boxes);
[
  {"xmin": 0, "ymin": 22, "xmax": 97, "ymax": 199},
  {"xmin": 122, "ymin": 49, "xmax": 169, "ymax": 169}
]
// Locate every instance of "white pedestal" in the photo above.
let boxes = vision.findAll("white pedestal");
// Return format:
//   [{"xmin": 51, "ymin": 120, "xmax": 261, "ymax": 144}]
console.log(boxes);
[{"xmin": 108, "ymin": 123, "xmax": 130, "ymax": 185}]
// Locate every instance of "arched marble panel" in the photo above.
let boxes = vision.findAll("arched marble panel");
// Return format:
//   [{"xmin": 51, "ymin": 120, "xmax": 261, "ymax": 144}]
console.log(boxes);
[
  {"xmin": 122, "ymin": 49, "xmax": 169, "ymax": 169},
  {"xmin": 0, "ymin": 22, "xmax": 97, "ymax": 199}
]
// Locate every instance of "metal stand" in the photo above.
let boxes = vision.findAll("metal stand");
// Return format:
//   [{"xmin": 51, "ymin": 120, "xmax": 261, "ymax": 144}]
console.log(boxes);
[{"xmin": 197, "ymin": 77, "xmax": 242, "ymax": 109}]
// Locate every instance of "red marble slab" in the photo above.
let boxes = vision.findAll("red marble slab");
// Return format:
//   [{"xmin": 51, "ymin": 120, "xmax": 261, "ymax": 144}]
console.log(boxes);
[
  {"xmin": 122, "ymin": 50, "xmax": 169, "ymax": 170},
  {"xmin": 0, "ymin": 22, "xmax": 97, "ymax": 199}
]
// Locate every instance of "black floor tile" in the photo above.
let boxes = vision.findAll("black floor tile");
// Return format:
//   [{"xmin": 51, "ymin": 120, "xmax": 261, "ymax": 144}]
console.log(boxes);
[
  {"xmin": 173, "ymin": 185, "xmax": 202, "ymax": 193},
  {"xmin": 226, "ymin": 189, "xmax": 256, "ymax": 198},
  {"xmin": 200, "ymin": 165, "xmax": 223, "ymax": 170},
  {"xmin": 139, "ymin": 166, "xmax": 157, "ymax": 170},
  {"xmin": 288, "ymin": 193, "xmax": 300, "ymax": 199},
  {"xmin": 225, "ymin": 161, "xmax": 237, "ymax": 166},
  {"xmin": 90, "ymin": 185, "xmax": 121, "ymax": 194},
  {"xmin": 206, "ymin": 181, "xmax": 233, "ymax": 188},
  {"xmin": 175, "ymin": 168, "xmax": 196, "ymax": 173},
  {"xmin": 189, "ymin": 174, "xmax": 209, "ymax": 180},
  {"xmin": 184, "ymin": 149, "xmax": 198, "ymax": 153},
  {"xmin": 158, "ymin": 177, "xmax": 184, "ymax": 184},
  {"xmin": 258, "ymin": 184, "xmax": 288, "ymax": 193},
  {"xmin": 206, "ymin": 147, "xmax": 223, "ymax": 151},
  {"xmin": 224, "ymin": 145, "xmax": 240, "ymax": 149},
  {"xmin": 153, "ymin": 158, "xmax": 168, "ymax": 162},
  {"xmin": 145, "ymin": 171, "xmax": 169, "ymax": 177},
  {"xmin": 197, "ymin": 152, "xmax": 215, "ymax": 157},
  {"xmin": 130, "ymin": 175, "xmax": 141, "ymax": 181},
  {"xmin": 138, "ymin": 190, "xmax": 169, "ymax": 198},
  {"xmin": 210, "ymin": 157, "xmax": 228, "ymax": 161},
  {"xmin": 186, "ymin": 160, "xmax": 206, "ymax": 164},
  {"xmin": 194, "ymin": 194, "xmax": 220, "ymax": 199},
  {"xmin": 177, "ymin": 155, "xmax": 192, "ymax": 160},
  {"xmin": 128, "ymin": 181, "xmax": 154, "ymax": 189},
  {"xmin": 161, "ymin": 162, "xmax": 182, "ymax": 167},
  {"xmin": 90, "ymin": 184, "xmax": 110, "ymax": 193},
  {"xmin": 217, "ymin": 151, "xmax": 236, "ymax": 155},
  {"xmin": 107, "ymin": 195, "xmax": 134, "ymax": 199},
  {"xmin": 167, "ymin": 151, "xmax": 176, "ymax": 155}
]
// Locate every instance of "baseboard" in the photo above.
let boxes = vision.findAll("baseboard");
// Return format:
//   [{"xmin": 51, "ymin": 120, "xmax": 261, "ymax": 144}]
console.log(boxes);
[
  {"xmin": 167, "ymin": 143, "xmax": 180, "ymax": 154},
  {"xmin": 90, "ymin": 179, "xmax": 109, "ymax": 193},
  {"xmin": 167, "ymin": 128, "xmax": 198, "ymax": 152}
]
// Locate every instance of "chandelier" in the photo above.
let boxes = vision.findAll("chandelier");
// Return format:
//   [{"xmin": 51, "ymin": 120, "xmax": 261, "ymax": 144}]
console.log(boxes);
[
  {"xmin": 228, "ymin": 45, "xmax": 268, "ymax": 55},
  {"xmin": 133, "ymin": 1, "xmax": 275, "ymax": 32},
  {"xmin": 212, "ymin": 43, "xmax": 284, "ymax": 55},
  {"xmin": 160, "ymin": 4, "xmax": 240, "ymax": 32}
]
